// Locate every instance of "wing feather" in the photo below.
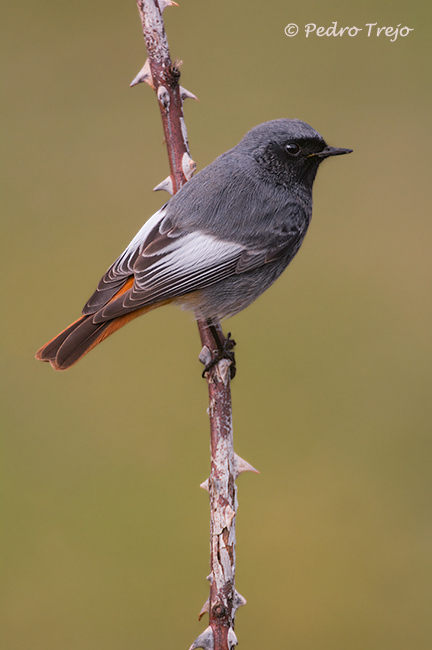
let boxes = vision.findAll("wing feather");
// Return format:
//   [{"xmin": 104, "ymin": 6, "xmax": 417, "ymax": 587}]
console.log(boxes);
[
  {"xmin": 83, "ymin": 202, "xmax": 304, "ymax": 325},
  {"xmin": 94, "ymin": 232, "xmax": 242, "ymax": 322}
]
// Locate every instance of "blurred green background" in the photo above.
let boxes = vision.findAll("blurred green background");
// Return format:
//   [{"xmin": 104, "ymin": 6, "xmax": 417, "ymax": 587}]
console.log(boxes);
[{"xmin": 2, "ymin": 1, "xmax": 431, "ymax": 648}]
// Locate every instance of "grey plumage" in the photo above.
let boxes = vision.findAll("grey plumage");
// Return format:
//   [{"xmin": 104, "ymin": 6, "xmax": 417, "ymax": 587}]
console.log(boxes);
[{"xmin": 36, "ymin": 118, "xmax": 351, "ymax": 369}]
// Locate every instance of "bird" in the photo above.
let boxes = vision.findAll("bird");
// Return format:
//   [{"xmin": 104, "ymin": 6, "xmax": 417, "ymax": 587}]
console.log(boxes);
[{"xmin": 36, "ymin": 119, "xmax": 352, "ymax": 371}]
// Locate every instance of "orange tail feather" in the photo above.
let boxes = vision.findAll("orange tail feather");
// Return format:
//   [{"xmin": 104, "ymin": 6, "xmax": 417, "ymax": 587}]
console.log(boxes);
[{"xmin": 36, "ymin": 280, "xmax": 173, "ymax": 370}]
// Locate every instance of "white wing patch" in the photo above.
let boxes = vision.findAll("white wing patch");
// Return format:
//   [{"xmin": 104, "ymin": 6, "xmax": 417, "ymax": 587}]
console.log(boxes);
[
  {"xmin": 85, "ymin": 201, "xmax": 278, "ymax": 322},
  {"xmin": 87, "ymin": 203, "xmax": 247, "ymax": 322},
  {"xmin": 114, "ymin": 204, "xmax": 170, "ymax": 271},
  {"xmin": 138, "ymin": 231, "xmax": 242, "ymax": 288},
  {"xmin": 82, "ymin": 205, "xmax": 169, "ymax": 314}
]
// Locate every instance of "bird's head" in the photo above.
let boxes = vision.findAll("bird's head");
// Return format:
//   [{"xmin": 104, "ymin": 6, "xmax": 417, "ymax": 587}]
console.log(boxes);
[{"xmin": 238, "ymin": 119, "xmax": 352, "ymax": 190}]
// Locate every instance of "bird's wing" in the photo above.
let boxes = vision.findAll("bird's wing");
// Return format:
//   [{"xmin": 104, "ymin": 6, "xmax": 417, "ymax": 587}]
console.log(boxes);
[
  {"xmin": 83, "ymin": 203, "xmax": 244, "ymax": 322},
  {"xmin": 84, "ymin": 204, "xmax": 303, "ymax": 323},
  {"xmin": 93, "ymin": 229, "xmax": 244, "ymax": 323}
]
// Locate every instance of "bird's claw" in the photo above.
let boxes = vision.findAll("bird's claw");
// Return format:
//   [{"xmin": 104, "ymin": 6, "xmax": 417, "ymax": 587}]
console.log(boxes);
[{"xmin": 201, "ymin": 331, "xmax": 236, "ymax": 379}]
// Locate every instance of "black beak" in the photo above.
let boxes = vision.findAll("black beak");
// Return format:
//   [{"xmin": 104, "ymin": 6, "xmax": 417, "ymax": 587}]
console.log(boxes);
[{"xmin": 311, "ymin": 146, "xmax": 353, "ymax": 159}]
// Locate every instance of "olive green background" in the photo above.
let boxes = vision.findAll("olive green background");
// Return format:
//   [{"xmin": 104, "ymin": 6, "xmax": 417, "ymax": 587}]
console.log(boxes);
[{"xmin": 2, "ymin": 1, "xmax": 431, "ymax": 649}]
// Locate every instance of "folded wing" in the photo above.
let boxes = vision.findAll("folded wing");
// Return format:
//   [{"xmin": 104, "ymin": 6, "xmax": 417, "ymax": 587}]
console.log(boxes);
[{"xmin": 83, "ymin": 204, "xmax": 304, "ymax": 325}]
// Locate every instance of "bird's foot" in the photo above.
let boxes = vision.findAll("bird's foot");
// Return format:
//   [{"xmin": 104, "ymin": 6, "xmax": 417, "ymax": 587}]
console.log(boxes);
[{"xmin": 201, "ymin": 328, "xmax": 236, "ymax": 379}]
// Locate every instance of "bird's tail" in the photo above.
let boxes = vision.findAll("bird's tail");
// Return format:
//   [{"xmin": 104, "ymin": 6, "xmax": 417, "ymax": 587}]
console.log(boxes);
[{"xmin": 36, "ymin": 300, "xmax": 171, "ymax": 371}]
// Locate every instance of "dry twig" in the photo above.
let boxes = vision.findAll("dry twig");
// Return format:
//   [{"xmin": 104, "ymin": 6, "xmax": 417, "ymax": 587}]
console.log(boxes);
[{"xmin": 133, "ymin": 3, "xmax": 258, "ymax": 648}]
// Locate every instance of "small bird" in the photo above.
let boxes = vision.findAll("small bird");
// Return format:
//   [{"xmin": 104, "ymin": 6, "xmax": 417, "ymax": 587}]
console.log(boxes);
[{"xmin": 36, "ymin": 119, "xmax": 351, "ymax": 371}]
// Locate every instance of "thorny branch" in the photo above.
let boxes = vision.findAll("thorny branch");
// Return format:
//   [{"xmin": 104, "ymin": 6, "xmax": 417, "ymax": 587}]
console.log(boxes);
[{"xmin": 133, "ymin": 3, "xmax": 258, "ymax": 649}]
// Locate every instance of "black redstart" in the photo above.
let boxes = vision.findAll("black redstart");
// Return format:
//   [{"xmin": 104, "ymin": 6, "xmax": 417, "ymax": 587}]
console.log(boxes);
[{"xmin": 36, "ymin": 119, "xmax": 352, "ymax": 370}]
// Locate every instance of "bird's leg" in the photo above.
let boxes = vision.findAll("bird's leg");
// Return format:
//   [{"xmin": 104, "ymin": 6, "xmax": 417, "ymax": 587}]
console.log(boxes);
[
  {"xmin": 201, "ymin": 321, "xmax": 236, "ymax": 379},
  {"xmin": 209, "ymin": 325, "xmax": 236, "ymax": 378}
]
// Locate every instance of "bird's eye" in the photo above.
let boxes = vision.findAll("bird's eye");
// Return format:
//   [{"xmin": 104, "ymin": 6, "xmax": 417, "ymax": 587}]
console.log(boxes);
[{"xmin": 285, "ymin": 142, "xmax": 300, "ymax": 155}]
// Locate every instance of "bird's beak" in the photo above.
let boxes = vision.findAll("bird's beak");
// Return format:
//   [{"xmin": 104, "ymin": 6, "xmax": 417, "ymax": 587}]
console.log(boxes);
[{"xmin": 310, "ymin": 146, "xmax": 353, "ymax": 159}]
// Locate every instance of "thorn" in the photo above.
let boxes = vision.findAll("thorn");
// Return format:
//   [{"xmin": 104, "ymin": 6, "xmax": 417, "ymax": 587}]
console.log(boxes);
[
  {"xmin": 199, "ymin": 345, "xmax": 212, "ymax": 367},
  {"xmin": 227, "ymin": 628, "xmax": 238, "ymax": 650},
  {"xmin": 232, "ymin": 590, "xmax": 247, "ymax": 614},
  {"xmin": 180, "ymin": 116, "xmax": 189, "ymax": 151},
  {"xmin": 224, "ymin": 504, "xmax": 236, "ymax": 529},
  {"xmin": 233, "ymin": 452, "xmax": 259, "ymax": 479},
  {"xmin": 189, "ymin": 626, "xmax": 214, "ymax": 650},
  {"xmin": 216, "ymin": 358, "xmax": 232, "ymax": 386},
  {"xmin": 172, "ymin": 58, "xmax": 183, "ymax": 70},
  {"xmin": 198, "ymin": 598, "xmax": 209, "ymax": 621},
  {"xmin": 180, "ymin": 86, "xmax": 198, "ymax": 102},
  {"xmin": 182, "ymin": 152, "xmax": 196, "ymax": 180},
  {"xmin": 157, "ymin": 85, "xmax": 170, "ymax": 111},
  {"xmin": 200, "ymin": 478, "xmax": 210, "ymax": 491},
  {"xmin": 205, "ymin": 574, "xmax": 212, "ymax": 583},
  {"xmin": 159, "ymin": 0, "xmax": 178, "ymax": 12},
  {"xmin": 130, "ymin": 59, "xmax": 154, "ymax": 89},
  {"xmin": 153, "ymin": 176, "xmax": 173, "ymax": 195}
]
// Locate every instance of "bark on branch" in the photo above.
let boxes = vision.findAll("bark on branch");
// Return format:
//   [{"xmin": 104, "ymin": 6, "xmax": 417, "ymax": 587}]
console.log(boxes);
[
  {"xmin": 133, "ymin": 0, "xmax": 196, "ymax": 193},
  {"xmin": 133, "ymin": 3, "xmax": 257, "ymax": 648}
]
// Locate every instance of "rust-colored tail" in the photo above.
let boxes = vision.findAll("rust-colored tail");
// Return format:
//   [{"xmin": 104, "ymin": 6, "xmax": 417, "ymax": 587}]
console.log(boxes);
[{"xmin": 36, "ymin": 300, "xmax": 172, "ymax": 371}]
